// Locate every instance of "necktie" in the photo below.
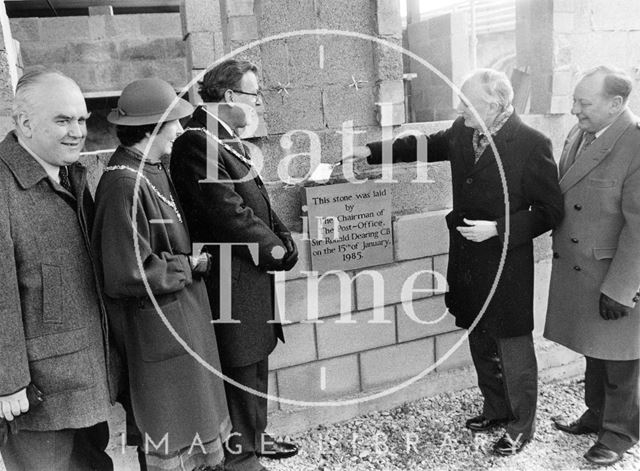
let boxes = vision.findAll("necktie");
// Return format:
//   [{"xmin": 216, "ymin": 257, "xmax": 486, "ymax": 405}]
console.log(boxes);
[
  {"xmin": 560, "ymin": 131, "xmax": 596, "ymax": 177},
  {"xmin": 577, "ymin": 132, "xmax": 596, "ymax": 158},
  {"xmin": 59, "ymin": 166, "xmax": 72, "ymax": 193}
]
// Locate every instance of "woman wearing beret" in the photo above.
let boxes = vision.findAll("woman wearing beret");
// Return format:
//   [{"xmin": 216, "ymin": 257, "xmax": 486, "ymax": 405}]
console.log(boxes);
[{"xmin": 91, "ymin": 78, "xmax": 230, "ymax": 471}]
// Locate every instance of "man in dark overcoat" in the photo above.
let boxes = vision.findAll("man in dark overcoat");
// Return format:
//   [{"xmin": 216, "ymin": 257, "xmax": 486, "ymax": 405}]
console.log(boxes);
[
  {"xmin": 546, "ymin": 66, "xmax": 640, "ymax": 467},
  {"xmin": 345, "ymin": 69, "xmax": 564, "ymax": 455},
  {"xmin": 171, "ymin": 60, "xmax": 298, "ymax": 471},
  {"xmin": 0, "ymin": 68, "xmax": 115, "ymax": 469}
]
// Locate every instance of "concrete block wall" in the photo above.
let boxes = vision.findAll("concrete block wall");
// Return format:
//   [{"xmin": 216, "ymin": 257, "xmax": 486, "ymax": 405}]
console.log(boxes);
[
  {"xmin": 9, "ymin": 13, "xmax": 187, "ymax": 92},
  {"xmin": 405, "ymin": 12, "xmax": 469, "ymax": 122},
  {"xmin": 516, "ymin": 0, "xmax": 640, "ymax": 115}
]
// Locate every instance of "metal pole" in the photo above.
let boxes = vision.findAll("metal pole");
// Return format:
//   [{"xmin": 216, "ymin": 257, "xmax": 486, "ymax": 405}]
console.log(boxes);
[{"xmin": 470, "ymin": 0, "xmax": 478, "ymax": 69}]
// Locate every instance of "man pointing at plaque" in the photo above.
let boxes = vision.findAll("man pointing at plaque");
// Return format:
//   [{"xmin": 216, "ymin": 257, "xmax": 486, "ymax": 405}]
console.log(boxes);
[
  {"xmin": 171, "ymin": 59, "xmax": 298, "ymax": 471},
  {"xmin": 345, "ymin": 69, "xmax": 563, "ymax": 455}
]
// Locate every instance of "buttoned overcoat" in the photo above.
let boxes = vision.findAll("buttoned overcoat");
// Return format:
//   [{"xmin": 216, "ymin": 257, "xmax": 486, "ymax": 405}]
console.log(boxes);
[
  {"xmin": 545, "ymin": 109, "xmax": 640, "ymax": 360},
  {"xmin": 368, "ymin": 114, "xmax": 564, "ymax": 337}
]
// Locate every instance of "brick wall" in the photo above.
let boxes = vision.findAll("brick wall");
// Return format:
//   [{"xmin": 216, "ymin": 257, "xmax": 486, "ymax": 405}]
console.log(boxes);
[{"xmin": 9, "ymin": 13, "xmax": 187, "ymax": 92}]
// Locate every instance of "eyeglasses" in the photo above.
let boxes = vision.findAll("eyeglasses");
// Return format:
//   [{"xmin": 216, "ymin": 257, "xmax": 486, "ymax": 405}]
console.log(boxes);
[{"xmin": 231, "ymin": 89, "xmax": 264, "ymax": 103}]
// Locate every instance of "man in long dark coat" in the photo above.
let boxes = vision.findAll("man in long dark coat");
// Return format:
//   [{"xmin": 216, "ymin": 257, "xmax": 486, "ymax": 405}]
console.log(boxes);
[
  {"xmin": 346, "ymin": 69, "xmax": 563, "ymax": 455},
  {"xmin": 171, "ymin": 60, "xmax": 298, "ymax": 471}
]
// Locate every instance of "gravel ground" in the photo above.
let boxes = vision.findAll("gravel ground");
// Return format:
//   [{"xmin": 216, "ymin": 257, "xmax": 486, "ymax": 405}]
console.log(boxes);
[{"xmin": 261, "ymin": 378, "xmax": 640, "ymax": 471}]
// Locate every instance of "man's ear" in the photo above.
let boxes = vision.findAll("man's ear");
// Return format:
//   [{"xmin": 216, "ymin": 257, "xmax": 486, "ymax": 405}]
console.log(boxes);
[
  {"xmin": 611, "ymin": 96, "xmax": 624, "ymax": 114},
  {"xmin": 15, "ymin": 111, "xmax": 33, "ymax": 138},
  {"xmin": 223, "ymin": 89, "xmax": 234, "ymax": 103}
]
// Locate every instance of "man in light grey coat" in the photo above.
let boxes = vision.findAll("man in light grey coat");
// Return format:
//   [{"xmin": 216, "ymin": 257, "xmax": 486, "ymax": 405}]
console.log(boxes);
[
  {"xmin": 0, "ymin": 68, "xmax": 114, "ymax": 470},
  {"xmin": 545, "ymin": 66, "xmax": 640, "ymax": 467}
]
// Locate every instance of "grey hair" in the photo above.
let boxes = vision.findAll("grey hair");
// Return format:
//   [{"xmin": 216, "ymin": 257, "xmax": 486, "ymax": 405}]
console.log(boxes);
[
  {"xmin": 581, "ymin": 65, "xmax": 632, "ymax": 103},
  {"xmin": 12, "ymin": 66, "xmax": 76, "ymax": 122},
  {"xmin": 464, "ymin": 68, "xmax": 514, "ymax": 109}
]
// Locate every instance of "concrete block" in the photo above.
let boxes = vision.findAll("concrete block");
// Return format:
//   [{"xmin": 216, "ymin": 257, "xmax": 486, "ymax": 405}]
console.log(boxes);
[
  {"xmin": 258, "ymin": 130, "xmax": 321, "ymax": 183},
  {"xmin": 317, "ymin": 0, "xmax": 374, "ymax": 34},
  {"xmin": 263, "ymin": 87, "xmax": 324, "ymax": 135},
  {"xmin": 393, "ymin": 210, "xmax": 450, "ymax": 261},
  {"xmin": 284, "ymin": 36, "xmax": 322, "ymax": 87},
  {"xmin": 67, "ymin": 41, "xmax": 118, "ymax": 63},
  {"xmin": 355, "ymin": 258, "xmax": 433, "ymax": 310},
  {"xmin": 20, "ymin": 43, "xmax": 68, "ymax": 66},
  {"xmin": 553, "ymin": 0, "xmax": 575, "ymax": 13},
  {"xmin": 226, "ymin": 0, "xmax": 255, "ymax": 16},
  {"xmin": 125, "ymin": 58, "xmax": 189, "ymax": 89},
  {"xmin": 425, "ymin": 14, "xmax": 452, "ymax": 40},
  {"xmin": 434, "ymin": 330, "xmax": 472, "ymax": 372},
  {"xmin": 397, "ymin": 295, "xmax": 457, "ymax": 342},
  {"xmin": 257, "ymin": 0, "xmax": 318, "ymax": 36},
  {"xmin": 553, "ymin": 12, "xmax": 574, "ymax": 34},
  {"xmin": 316, "ymin": 308, "xmax": 396, "ymax": 358},
  {"xmin": 373, "ymin": 41, "xmax": 404, "ymax": 82},
  {"xmin": 377, "ymin": 80, "xmax": 404, "ymax": 104},
  {"xmin": 376, "ymin": 0, "xmax": 402, "ymax": 35},
  {"xmin": 259, "ymin": 40, "xmax": 289, "ymax": 88},
  {"xmin": 276, "ymin": 268, "xmax": 355, "ymax": 324},
  {"xmin": 139, "ymin": 13, "xmax": 181, "ymax": 37},
  {"xmin": 88, "ymin": 16, "xmax": 107, "ymax": 41},
  {"xmin": 182, "ymin": 0, "xmax": 222, "ymax": 33},
  {"xmin": 378, "ymin": 102, "xmax": 405, "ymax": 126},
  {"xmin": 54, "ymin": 62, "xmax": 96, "ymax": 92},
  {"xmin": 360, "ymin": 337, "xmax": 435, "ymax": 389},
  {"xmin": 118, "ymin": 38, "xmax": 168, "ymax": 61},
  {"xmin": 186, "ymin": 32, "xmax": 216, "ymax": 69},
  {"xmin": 321, "ymin": 37, "xmax": 375, "ymax": 87},
  {"xmin": 270, "ymin": 322, "xmax": 317, "ymax": 369},
  {"xmin": 228, "ymin": 16, "xmax": 258, "ymax": 42},
  {"xmin": 9, "ymin": 18, "xmax": 40, "ymax": 42},
  {"xmin": 552, "ymin": 68, "xmax": 574, "ymax": 96},
  {"xmin": 549, "ymin": 94, "xmax": 572, "ymax": 114},
  {"xmin": 276, "ymin": 355, "xmax": 360, "ymax": 409},
  {"xmin": 164, "ymin": 37, "xmax": 186, "ymax": 59},
  {"xmin": 322, "ymin": 86, "xmax": 377, "ymax": 129},
  {"xmin": 88, "ymin": 5, "xmax": 113, "ymax": 15},
  {"xmin": 40, "ymin": 17, "xmax": 90, "ymax": 41},
  {"xmin": 228, "ymin": 39, "xmax": 262, "ymax": 69},
  {"xmin": 105, "ymin": 15, "xmax": 141, "ymax": 39}
]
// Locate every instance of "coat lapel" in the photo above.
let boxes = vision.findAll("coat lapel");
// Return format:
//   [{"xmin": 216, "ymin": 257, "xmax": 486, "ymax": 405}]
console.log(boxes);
[{"xmin": 559, "ymin": 110, "xmax": 635, "ymax": 193}]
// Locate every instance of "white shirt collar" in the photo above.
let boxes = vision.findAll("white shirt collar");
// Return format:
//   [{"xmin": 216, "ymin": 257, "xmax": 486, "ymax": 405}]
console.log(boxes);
[
  {"xmin": 595, "ymin": 122, "xmax": 613, "ymax": 139},
  {"xmin": 17, "ymin": 136, "xmax": 61, "ymax": 184}
]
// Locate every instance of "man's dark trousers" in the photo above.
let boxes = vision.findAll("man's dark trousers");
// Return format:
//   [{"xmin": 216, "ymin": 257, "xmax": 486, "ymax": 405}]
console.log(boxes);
[
  {"xmin": 222, "ymin": 358, "xmax": 269, "ymax": 471},
  {"xmin": 581, "ymin": 356, "xmax": 639, "ymax": 453},
  {"xmin": 469, "ymin": 323, "xmax": 538, "ymax": 440}
]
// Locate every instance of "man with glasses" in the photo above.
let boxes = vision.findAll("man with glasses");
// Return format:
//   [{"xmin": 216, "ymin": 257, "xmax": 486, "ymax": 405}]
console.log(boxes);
[{"xmin": 171, "ymin": 59, "xmax": 298, "ymax": 471}]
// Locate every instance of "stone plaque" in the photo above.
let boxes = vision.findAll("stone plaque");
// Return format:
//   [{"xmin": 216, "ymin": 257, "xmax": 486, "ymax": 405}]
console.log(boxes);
[{"xmin": 304, "ymin": 182, "xmax": 393, "ymax": 272}]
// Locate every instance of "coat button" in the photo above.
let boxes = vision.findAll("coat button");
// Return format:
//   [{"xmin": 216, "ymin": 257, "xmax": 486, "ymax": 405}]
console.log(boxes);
[
  {"xmin": 574, "ymin": 204, "xmax": 582, "ymax": 211},
  {"xmin": 571, "ymin": 238, "xmax": 579, "ymax": 243},
  {"xmin": 553, "ymin": 252, "xmax": 560, "ymax": 259},
  {"xmin": 466, "ymin": 177, "xmax": 473, "ymax": 184},
  {"xmin": 573, "ymin": 265, "xmax": 581, "ymax": 271}
]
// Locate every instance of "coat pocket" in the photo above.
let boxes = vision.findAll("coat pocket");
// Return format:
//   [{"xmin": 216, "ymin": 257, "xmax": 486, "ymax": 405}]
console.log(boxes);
[
  {"xmin": 27, "ymin": 329, "xmax": 94, "ymax": 395},
  {"xmin": 588, "ymin": 178, "xmax": 616, "ymax": 188},
  {"xmin": 135, "ymin": 299, "xmax": 191, "ymax": 362},
  {"xmin": 593, "ymin": 247, "xmax": 617, "ymax": 260},
  {"xmin": 41, "ymin": 264, "xmax": 62, "ymax": 324}
]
